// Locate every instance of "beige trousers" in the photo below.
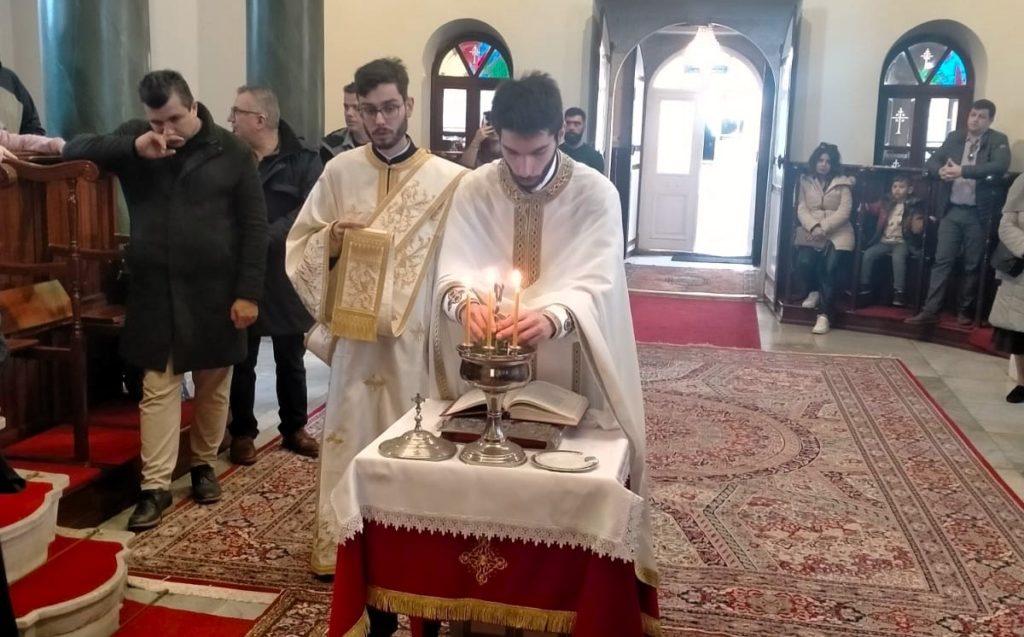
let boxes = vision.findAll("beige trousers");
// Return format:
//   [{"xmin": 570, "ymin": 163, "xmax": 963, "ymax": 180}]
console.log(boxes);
[{"xmin": 139, "ymin": 359, "xmax": 233, "ymax": 491}]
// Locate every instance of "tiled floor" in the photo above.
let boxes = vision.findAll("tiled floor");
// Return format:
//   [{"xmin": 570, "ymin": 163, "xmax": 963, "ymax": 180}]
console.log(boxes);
[{"xmin": 106, "ymin": 308, "xmax": 1024, "ymax": 626}]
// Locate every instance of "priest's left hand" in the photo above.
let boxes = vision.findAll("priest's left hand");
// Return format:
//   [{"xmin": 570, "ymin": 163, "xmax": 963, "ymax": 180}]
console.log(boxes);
[
  {"xmin": 231, "ymin": 299, "xmax": 259, "ymax": 329},
  {"xmin": 496, "ymin": 311, "xmax": 554, "ymax": 346}
]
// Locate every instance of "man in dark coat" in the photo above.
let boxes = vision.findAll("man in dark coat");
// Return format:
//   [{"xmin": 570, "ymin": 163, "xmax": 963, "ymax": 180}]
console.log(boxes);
[
  {"xmin": 906, "ymin": 99, "xmax": 1011, "ymax": 325},
  {"xmin": 558, "ymin": 107, "xmax": 605, "ymax": 173},
  {"xmin": 63, "ymin": 70, "xmax": 268, "ymax": 530},
  {"xmin": 227, "ymin": 85, "xmax": 320, "ymax": 464}
]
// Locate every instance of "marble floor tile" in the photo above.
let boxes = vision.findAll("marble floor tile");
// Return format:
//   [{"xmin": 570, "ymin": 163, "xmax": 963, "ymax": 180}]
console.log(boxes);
[
  {"xmin": 913, "ymin": 340, "xmax": 1012, "ymax": 382},
  {"xmin": 994, "ymin": 469, "xmax": 1024, "ymax": 499}
]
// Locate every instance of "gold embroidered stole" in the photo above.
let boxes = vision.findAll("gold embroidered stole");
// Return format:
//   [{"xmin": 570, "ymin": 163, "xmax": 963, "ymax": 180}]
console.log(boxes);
[{"xmin": 330, "ymin": 149, "xmax": 466, "ymax": 341}]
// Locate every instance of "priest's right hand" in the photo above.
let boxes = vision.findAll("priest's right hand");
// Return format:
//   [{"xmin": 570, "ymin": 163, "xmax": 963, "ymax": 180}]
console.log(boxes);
[
  {"xmin": 329, "ymin": 221, "xmax": 367, "ymax": 257},
  {"xmin": 462, "ymin": 302, "xmax": 490, "ymax": 341},
  {"xmin": 134, "ymin": 131, "xmax": 185, "ymax": 159}
]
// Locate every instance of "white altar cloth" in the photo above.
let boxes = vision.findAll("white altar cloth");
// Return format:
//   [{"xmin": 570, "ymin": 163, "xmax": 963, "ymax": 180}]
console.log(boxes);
[{"xmin": 330, "ymin": 400, "xmax": 644, "ymax": 563}]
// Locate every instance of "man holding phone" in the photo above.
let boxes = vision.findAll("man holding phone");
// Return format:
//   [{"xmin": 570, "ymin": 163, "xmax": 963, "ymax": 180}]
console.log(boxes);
[{"xmin": 460, "ymin": 110, "xmax": 501, "ymax": 168}]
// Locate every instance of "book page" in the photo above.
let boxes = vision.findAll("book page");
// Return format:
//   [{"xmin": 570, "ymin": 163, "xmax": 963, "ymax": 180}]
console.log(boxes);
[
  {"xmin": 509, "ymin": 381, "xmax": 588, "ymax": 421},
  {"xmin": 440, "ymin": 389, "xmax": 486, "ymax": 416}
]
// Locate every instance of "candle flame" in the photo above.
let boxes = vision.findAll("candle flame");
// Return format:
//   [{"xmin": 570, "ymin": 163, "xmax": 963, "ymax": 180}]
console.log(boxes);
[{"xmin": 510, "ymin": 269, "xmax": 522, "ymax": 289}]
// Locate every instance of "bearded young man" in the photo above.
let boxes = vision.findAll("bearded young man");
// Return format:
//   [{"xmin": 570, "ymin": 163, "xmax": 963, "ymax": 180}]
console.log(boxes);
[
  {"xmin": 63, "ymin": 70, "xmax": 268, "ymax": 530},
  {"xmin": 285, "ymin": 58, "xmax": 466, "ymax": 588},
  {"xmin": 430, "ymin": 72, "xmax": 657, "ymax": 612},
  {"xmin": 558, "ymin": 106, "xmax": 605, "ymax": 173}
]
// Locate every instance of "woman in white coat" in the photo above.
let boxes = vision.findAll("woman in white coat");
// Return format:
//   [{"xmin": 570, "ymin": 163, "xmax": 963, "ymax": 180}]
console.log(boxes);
[{"xmin": 988, "ymin": 173, "xmax": 1024, "ymax": 402}]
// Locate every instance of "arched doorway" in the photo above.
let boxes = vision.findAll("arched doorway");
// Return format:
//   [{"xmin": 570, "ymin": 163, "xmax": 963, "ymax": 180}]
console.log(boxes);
[{"xmin": 637, "ymin": 38, "xmax": 763, "ymax": 258}]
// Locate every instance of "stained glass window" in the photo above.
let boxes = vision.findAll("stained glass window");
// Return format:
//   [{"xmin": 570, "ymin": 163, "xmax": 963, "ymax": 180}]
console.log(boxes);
[
  {"xmin": 884, "ymin": 54, "xmax": 917, "ymax": 86},
  {"xmin": 908, "ymin": 42, "xmax": 947, "ymax": 81},
  {"xmin": 438, "ymin": 49, "xmax": 468, "ymax": 77},
  {"xmin": 438, "ymin": 40, "xmax": 510, "ymax": 79},
  {"xmin": 930, "ymin": 50, "xmax": 968, "ymax": 86}
]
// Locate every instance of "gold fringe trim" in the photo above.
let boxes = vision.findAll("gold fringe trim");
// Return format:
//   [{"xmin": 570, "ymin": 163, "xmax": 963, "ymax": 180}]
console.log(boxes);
[
  {"xmin": 642, "ymin": 612, "xmax": 663, "ymax": 637},
  {"xmin": 340, "ymin": 609, "xmax": 370, "ymax": 637},
  {"xmin": 367, "ymin": 586, "xmax": 576, "ymax": 634}
]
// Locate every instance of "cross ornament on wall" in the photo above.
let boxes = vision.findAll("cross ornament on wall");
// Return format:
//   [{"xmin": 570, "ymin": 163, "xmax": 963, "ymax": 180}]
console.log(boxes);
[
  {"xmin": 892, "ymin": 107, "xmax": 910, "ymax": 135},
  {"xmin": 920, "ymin": 48, "xmax": 934, "ymax": 70}
]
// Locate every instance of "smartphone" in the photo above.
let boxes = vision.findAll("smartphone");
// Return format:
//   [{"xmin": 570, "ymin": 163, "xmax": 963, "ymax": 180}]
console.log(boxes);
[{"xmin": 483, "ymin": 111, "xmax": 492, "ymax": 126}]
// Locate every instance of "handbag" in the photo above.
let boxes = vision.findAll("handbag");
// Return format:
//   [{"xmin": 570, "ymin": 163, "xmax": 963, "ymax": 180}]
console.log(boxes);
[
  {"xmin": 991, "ymin": 241, "xmax": 1024, "ymax": 277},
  {"xmin": 794, "ymin": 226, "xmax": 829, "ymax": 249}
]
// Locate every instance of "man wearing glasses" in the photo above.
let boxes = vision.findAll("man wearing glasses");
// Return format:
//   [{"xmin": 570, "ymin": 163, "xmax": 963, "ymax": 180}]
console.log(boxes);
[
  {"xmin": 319, "ymin": 82, "xmax": 369, "ymax": 164},
  {"xmin": 906, "ymin": 99, "xmax": 1010, "ymax": 326},
  {"xmin": 285, "ymin": 58, "xmax": 465, "ymax": 599},
  {"xmin": 226, "ymin": 86, "xmax": 322, "ymax": 465}
]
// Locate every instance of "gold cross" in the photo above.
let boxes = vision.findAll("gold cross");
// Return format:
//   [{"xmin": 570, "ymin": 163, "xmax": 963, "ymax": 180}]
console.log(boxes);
[{"xmin": 458, "ymin": 539, "xmax": 508, "ymax": 585}]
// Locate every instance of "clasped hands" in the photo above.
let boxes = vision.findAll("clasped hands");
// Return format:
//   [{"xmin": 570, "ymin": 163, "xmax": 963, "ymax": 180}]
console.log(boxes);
[
  {"xmin": 938, "ymin": 158, "xmax": 963, "ymax": 182},
  {"xmin": 231, "ymin": 299, "xmax": 258, "ymax": 329},
  {"xmin": 461, "ymin": 303, "xmax": 555, "ymax": 346}
]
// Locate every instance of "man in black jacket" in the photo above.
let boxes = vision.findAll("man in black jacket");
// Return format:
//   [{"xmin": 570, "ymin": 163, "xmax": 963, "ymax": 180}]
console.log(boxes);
[
  {"xmin": 227, "ymin": 85, "xmax": 320, "ymax": 464},
  {"xmin": 906, "ymin": 99, "xmax": 1011, "ymax": 325},
  {"xmin": 63, "ymin": 70, "xmax": 268, "ymax": 530},
  {"xmin": 0, "ymin": 60, "xmax": 45, "ymax": 134}
]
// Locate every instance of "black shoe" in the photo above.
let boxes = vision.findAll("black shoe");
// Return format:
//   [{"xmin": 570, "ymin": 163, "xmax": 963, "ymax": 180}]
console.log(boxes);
[
  {"xmin": 1007, "ymin": 385, "xmax": 1024, "ymax": 404},
  {"xmin": 904, "ymin": 311, "xmax": 938, "ymax": 325},
  {"xmin": 190, "ymin": 464, "xmax": 222, "ymax": 504},
  {"xmin": 892, "ymin": 290, "xmax": 906, "ymax": 307},
  {"xmin": 956, "ymin": 312, "xmax": 973, "ymax": 326},
  {"xmin": 127, "ymin": 489, "xmax": 172, "ymax": 531}
]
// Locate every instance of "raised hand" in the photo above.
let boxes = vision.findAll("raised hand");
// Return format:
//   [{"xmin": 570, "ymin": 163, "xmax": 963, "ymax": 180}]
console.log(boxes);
[{"xmin": 134, "ymin": 130, "xmax": 185, "ymax": 159}]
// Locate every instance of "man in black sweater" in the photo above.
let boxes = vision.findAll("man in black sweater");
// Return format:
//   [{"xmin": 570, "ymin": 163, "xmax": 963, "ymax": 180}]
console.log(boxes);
[{"xmin": 558, "ymin": 106, "xmax": 605, "ymax": 173}]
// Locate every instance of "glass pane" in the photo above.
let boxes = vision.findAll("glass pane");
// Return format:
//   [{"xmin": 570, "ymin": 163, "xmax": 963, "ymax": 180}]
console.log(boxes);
[
  {"xmin": 442, "ymin": 88, "xmax": 467, "ymax": 133},
  {"xmin": 884, "ymin": 97, "xmax": 915, "ymax": 147},
  {"xmin": 656, "ymin": 99, "xmax": 695, "ymax": 175},
  {"xmin": 882, "ymin": 149, "xmax": 911, "ymax": 168},
  {"xmin": 439, "ymin": 49, "xmax": 468, "ymax": 77},
  {"xmin": 926, "ymin": 98, "xmax": 959, "ymax": 145},
  {"xmin": 652, "ymin": 54, "xmax": 702, "ymax": 91},
  {"xmin": 884, "ymin": 53, "xmax": 918, "ymax": 85},
  {"xmin": 479, "ymin": 51, "xmax": 510, "ymax": 79},
  {"xmin": 908, "ymin": 42, "xmax": 947, "ymax": 82},
  {"xmin": 480, "ymin": 90, "xmax": 495, "ymax": 120},
  {"xmin": 459, "ymin": 41, "xmax": 492, "ymax": 76},
  {"xmin": 930, "ymin": 50, "xmax": 968, "ymax": 86}
]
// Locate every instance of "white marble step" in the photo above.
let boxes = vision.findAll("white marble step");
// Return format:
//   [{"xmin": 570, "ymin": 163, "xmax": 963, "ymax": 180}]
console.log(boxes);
[{"xmin": 1, "ymin": 472, "xmax": 68, "ymax": 583}]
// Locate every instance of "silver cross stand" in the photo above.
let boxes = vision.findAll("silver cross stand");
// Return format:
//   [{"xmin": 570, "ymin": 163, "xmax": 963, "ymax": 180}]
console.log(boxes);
[{"xmin": 378, "ymin": 393, "xmax": 457, "ymax": 461}]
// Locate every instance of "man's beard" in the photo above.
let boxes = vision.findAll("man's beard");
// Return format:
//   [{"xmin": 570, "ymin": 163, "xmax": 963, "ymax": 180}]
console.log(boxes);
[
  {"xmin": 563, "ymin": 131, "xmax": 583, "ymax": 146},
  {"xmin": 372, "ymin": 118, "xmax": 408, "ymax": 153}
]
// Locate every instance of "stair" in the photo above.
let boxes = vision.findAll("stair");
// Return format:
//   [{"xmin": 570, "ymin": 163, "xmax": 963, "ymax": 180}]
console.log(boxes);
[{"xmin": 2, "ymin": 470, "xmax": 131, "ymax": 637}]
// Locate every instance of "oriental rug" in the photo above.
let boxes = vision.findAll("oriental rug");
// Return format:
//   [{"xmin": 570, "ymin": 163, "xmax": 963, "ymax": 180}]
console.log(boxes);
[
  {"xmin": 625, "ymin": 263, "xmax": 759, "ymax": 298},
  {"xmin": 128, "ymin": 346, "xmax": 1024, "ymax": 636}
]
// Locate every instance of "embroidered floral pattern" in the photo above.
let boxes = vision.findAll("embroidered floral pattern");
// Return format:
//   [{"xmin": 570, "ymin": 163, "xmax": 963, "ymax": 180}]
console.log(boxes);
[{"xmin": 459, "ymin": 539, "xmax": 508, "ymax": 585}]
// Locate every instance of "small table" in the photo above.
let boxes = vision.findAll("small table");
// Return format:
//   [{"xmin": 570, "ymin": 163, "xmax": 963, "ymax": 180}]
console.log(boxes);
[{"xmin": 327, "ymin": 401, "xmax": 659, "ymax": 637}]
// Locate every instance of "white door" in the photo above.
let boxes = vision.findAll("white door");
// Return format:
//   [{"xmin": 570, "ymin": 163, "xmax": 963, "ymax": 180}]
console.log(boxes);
[
  {"xmin": 638, "ymin": 90, "xmax": 703, "ymax": 252},
  {"xmin": 761, "ymin": 50, "xmax": 793, "ymax": 302}
]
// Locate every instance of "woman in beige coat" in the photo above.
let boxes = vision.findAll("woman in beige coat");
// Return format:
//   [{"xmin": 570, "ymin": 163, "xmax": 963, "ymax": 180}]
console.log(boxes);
[
  {"xmin": 988, "ymin": 173, "xmax": 1024, "ymax": 402},
  {"xmin": 795, "ymin": 143, "xmax": 855, "ymax": 334}
]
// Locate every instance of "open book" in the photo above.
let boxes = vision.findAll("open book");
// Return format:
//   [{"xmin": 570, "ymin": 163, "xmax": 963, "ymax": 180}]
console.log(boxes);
[{"xmin": 441, "ymin": 381, "xmax": 589, "ymax": 427}]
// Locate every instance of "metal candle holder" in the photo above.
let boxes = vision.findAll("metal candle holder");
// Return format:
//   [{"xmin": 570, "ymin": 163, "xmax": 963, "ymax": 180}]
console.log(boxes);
[
  {"xmin": 456, "ymin": 341, "xmax": 535, "ymax": 467},
  {"xmin": 378, "ymin": 393, "xmax": 457, "ymax": 461}
]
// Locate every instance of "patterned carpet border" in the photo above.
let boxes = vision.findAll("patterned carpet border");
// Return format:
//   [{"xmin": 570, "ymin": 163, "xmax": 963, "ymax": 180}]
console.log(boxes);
[{"xmin": 625, "ymin": 263, "xmax": 760, "ymax": 298}]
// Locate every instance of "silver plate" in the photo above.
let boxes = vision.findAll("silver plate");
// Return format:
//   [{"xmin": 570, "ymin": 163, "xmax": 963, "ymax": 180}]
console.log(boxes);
[{"xmin": 531, "ymin": 450, "xmax": 599, "ymax": 473}]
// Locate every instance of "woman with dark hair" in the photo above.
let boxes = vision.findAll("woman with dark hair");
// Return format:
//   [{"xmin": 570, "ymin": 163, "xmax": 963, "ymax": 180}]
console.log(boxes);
[{"xmin": 794, "ymin": 143, "xmax": 855, "ymax": 334}]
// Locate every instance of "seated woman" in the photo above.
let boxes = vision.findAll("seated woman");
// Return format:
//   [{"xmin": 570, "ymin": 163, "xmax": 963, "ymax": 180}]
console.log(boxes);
[
  {"xmin": 0, "ymin": 129, "xmax": 64, "ymax": 161},
  {"xmin": 795, "ymin": 143, "xmax": 855, "ymax": 335},
  {"xmin": 858, "ymin": 175, "xmax": 926, "ymax": 306}
]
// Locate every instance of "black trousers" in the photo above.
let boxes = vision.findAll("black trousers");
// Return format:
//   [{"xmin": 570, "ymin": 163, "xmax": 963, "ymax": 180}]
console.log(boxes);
[
  {"xmin": 0, "ymin": 541, "xmax": 15, "ymax": 636},
  {"xmin": 796, "ymin": 246, "xmax": 852, "ymax": 319},
  {"xmin": 228, "ymin": 331, "xmax": 308, "ymax": 439}
]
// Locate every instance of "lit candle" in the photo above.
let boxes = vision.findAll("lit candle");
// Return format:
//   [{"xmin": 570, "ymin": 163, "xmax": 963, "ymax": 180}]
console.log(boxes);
[
  {"xmin": 510, "ymin": 269, "xmax": 522, "ymax": 348},
  {"xmin": 462, "ymin": 275, "xmax": 473, "ymax": 347},
  {"xmin": 485, "ymin": 267, "xmax": 497, "ymax": 349}
]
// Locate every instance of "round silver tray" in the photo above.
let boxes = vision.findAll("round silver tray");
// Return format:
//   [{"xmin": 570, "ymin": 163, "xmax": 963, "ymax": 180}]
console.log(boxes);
[{"xmin": 530, "ymin": 450, "xmax": 599, "ymax": 473}]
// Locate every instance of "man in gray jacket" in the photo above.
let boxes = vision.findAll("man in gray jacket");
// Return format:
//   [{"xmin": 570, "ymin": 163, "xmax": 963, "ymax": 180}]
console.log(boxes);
[{"xmin": 906, "ymin": 99, "xmax": 1011, "ymax": 325}]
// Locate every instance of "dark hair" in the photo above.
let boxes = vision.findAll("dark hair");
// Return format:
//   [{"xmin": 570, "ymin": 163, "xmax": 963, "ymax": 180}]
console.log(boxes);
[
  {"xmin": 138, "ymin": 70, "xmax": 194, "ymax": 109},
  {"xmin": 890, "ymin": 174, "xmax": 911, "ymax": 186},
  {"xmin": 564, "ymin": 107, "xmax": 586, "ymax": 121},
  {"xmin": 807, "ymin": 142, "xmax": 841, "ymax": 176},
  {"xmin": 971, "ymin": 99, "xmax": 996, "ymax": 119},
  {"xmin": 491, "ymin": 72, "xmax": 563, "ymax": 137},
  {"xmin": 354, "ymin": 58, "xmax": 409, "ymax": 100},
  {"xmin": 343, "ymin": 82, "xmax": 357, "ymax": 95}
]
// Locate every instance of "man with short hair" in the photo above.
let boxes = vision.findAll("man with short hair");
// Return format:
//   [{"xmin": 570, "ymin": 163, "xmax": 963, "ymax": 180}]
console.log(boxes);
[
  {"xmin": 431, "ymin": 74, "xmax": 657, "ymax": 630},
  {"xmin": 227, "ymin": 85, "xmax": 322, "ymax": 464},
  {"xmin": 558, "ymin": 106, "xmax": 604, "ymax": 173},
  {"xmin": 286, "ymin": 58, "xmax": 466, "ymax": 587},
  {"xmin": 906, "ymin": 99, "xmax": 1011, "ymax": 325},
  {"xmin": 0, "ymin": 60, "xmax": 44, "ymax": 134},
  {"xmin": 320, "ymin": 82, "xmax": 368, "ymax": 164},
  {"xmin": 63, "ymin": 70, "xmax": 268, "ymax": 530}
]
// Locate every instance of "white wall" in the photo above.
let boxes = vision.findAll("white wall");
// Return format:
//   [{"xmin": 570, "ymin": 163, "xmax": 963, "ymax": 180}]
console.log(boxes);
[
  {"xmin": 793, "ymin": 0, "xmax": 1024, "ymax": 170},
  {"xmin": 323, "ymin": 0, "xmax": 594, "ymax": 144}
]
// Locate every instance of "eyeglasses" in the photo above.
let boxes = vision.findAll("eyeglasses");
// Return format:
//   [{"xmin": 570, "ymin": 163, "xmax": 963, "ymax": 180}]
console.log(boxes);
[
  {"xmin": 229, "ymin": 107, "xmax": 264, "ymax": 118},
  {"xmin": 358, "ymin": 103, "xmax": 404, "ymax": 120}
]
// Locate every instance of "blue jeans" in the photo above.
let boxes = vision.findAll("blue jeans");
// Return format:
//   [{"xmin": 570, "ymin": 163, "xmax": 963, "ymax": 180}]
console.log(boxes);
[{"xmin": 859, "ymin": 241, "xmax": 922, "ymax": 291}]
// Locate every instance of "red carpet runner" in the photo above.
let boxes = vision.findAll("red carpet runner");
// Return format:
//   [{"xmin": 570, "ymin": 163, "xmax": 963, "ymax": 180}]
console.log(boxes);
[{"xmin": 629, "ymin": 293, "xmax": 761, "ymax": 349}]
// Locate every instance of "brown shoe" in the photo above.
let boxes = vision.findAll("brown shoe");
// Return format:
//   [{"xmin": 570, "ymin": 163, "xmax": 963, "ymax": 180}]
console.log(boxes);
[
  {"xmin": 282, "ymin": 429, "xmax": 319, "ymax": 458},
  {"xmin": 230, "ymin": 435, "xmax": 258, "ymax": 465}
]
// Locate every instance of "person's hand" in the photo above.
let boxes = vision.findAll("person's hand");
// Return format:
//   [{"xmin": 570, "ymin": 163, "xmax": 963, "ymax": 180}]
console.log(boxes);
[
  {"xmin": 462, "ymin": 302, "xmax": 490, "ymax": 341},
  {"xmin": 329, "ymin": 221, "xmax": 367, "ymax": 256},
  {"xmin": 0, "ymin": 145, "xmax": 15, "ymax": 162},
  {"xmin": 938, "ymin": 158, "xmax": 961, "ymax": 181},
  {"xmin": 231, "ymin": 299, "xmax": 259, "ymax": 329},
  {"xmin": 810, "ymin": 225, "xmax": 826, "ymax": 239},
  {"xmin": 134, "ymin": 130, "xmax": 185, "ymax": 159},
  {"xmin": 495, "ymin": 310, "xmax": 555, "ymax": 346}
]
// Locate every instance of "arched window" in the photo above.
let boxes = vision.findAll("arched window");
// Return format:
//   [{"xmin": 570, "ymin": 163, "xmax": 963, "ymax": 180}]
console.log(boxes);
[
  {"xmin": 874, "ymin": 37, "xmax": 973, "ymax": 168},
  {"xmin": 430, "ymin": 35, "xmax": 512, "ymax": 161}
]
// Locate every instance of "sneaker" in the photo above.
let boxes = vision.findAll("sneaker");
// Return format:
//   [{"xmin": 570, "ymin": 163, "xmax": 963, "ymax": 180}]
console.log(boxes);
[
  {"xmin": 190, "ymin": 464, "xmax": 222, "ymax": 504},
  {"xmin": 811, "ymin": 314, "xmax": 830, "ymax": 335},
  {"xmin": 127, "ymin": 489, "xmax": 172, "ymax": 531},
  {"xmin": 230, "ymin": 435, "xmax": 257, "ymax": 465},
  {"xmin": 282, "ymin": 429, "xmax": 320, "ymax": 458},
  {"xmin": 1007, "ymin": 385, "xmax": 1024, "ymax": 404},
  {"xmin": 800, "ymin": 291, "xmax": 820, "ymax": 309},
  {"xmin": 892, "ymin": 290, "xmax": 906, "ymax": 307},
  {"xmin": 904, "ymin": 311, "xmax": 938, "ymax": 325}
]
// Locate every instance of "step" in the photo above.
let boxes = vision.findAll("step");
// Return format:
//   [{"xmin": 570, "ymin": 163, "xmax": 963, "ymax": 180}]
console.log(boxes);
[
  {"xmin": 12, "ymin": 529, "xmax": 132, "ymax": 637},
  {"xmin": 5, "ymin": 426, "xmax": 141, "ymax": 467},
  {"xmin": 115, "ymin": 600, "xmax": 254, "ymax": 637},
  {"xmin": 0, "ymin": 474, "xmax": 68, "ymax": 583}
]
